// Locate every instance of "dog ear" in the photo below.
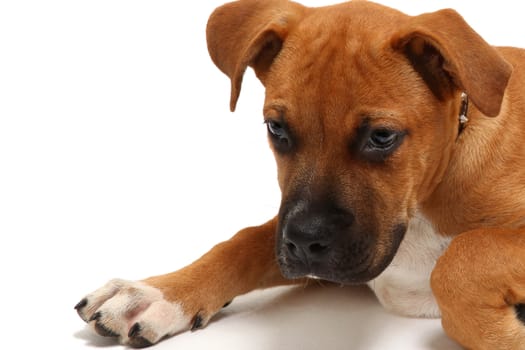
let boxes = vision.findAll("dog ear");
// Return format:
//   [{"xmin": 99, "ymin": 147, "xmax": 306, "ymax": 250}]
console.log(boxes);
[
  {"xmin": 207, "ymin": 0, "xmax": 306, "ymax": 111},
  {"xmin": 392, "ymin": 9, "xmax": 512, "ymax": 117}
]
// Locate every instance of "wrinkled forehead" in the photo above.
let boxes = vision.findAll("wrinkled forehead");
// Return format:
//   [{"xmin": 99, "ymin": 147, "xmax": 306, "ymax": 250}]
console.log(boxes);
[
  {"xmin": 265, "ymin": 6, "xmax": 413, "ymax": 113},
  {"xmin": 264, "ymin": 30, "xmax": 415, "ymax": 129}
]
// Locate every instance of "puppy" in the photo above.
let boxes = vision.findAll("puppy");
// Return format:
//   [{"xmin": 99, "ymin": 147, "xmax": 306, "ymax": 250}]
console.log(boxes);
[{"xmin": 75, "ymin": 1, "xmax": 525, "ymax": 349}]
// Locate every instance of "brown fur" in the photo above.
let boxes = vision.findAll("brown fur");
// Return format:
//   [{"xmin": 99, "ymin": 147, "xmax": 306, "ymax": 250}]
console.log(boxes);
[
  {"xmin": 116, "ymin": 1, "xmax": 525, "ymax": 348},
  {"xmin": 144, "ymin": 218, "xmax": 304, "ymax": 326},
  {"xmin": 431, "ymin": 228, "xmax": 525, "ymax": 349}
]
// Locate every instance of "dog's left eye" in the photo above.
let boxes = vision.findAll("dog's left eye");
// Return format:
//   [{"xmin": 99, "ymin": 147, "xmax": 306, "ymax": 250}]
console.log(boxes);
[
  {"xmin": 360, "ymin": 128, "xmax": 405, "ymax": 161},
  {"xmin": 368, "ymin": 129, "xmax": 398, "ymax": 150}
]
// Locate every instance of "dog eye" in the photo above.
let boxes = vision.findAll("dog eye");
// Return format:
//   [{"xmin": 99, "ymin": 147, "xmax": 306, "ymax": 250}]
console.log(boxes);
[
  {"xmin": 265, "ymin": 119, "xmax": 292, "ymax": 153},
  {"xmin": 266, "ymin": 120, "xmax": 285, "ymax": 138},
  {"xmin": 367, "ymin": 129, "xmax": 399, "ymax": 150}
]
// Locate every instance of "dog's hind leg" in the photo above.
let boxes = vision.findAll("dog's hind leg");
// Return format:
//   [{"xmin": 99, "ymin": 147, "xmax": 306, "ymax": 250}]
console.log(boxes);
[{"xmin": 431, "ymin": 228, "xmax": 525, "ymax": 350}]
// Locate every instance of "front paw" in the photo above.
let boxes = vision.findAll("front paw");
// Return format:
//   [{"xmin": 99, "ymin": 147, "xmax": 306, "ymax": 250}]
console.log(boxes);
[{"xmin": 75, "ymin": 279, "xmax": 192, "ymax": 347}]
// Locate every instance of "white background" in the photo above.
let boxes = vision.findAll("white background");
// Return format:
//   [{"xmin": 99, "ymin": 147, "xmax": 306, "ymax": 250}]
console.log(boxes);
[{"xmin": 0, "ymin": 1, "xmax": 522, "ymax": 349}]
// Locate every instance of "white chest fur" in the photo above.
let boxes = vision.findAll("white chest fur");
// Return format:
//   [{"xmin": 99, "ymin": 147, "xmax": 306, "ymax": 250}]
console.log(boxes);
[{"xmin": 367, "ymin": 214, "xmax": 451, "ymax": 318}]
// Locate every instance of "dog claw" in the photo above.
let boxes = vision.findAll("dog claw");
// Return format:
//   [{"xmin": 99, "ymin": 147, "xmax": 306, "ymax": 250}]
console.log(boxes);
[
  {"xmin": 74, "ymin": 298, "xmax": 87, "ymax": 310},
  {"xmin": 516, "ymin": 304, "xmax": 525, "ymax": 324},
  {"xmin": 88, "ymin": 312, "xmax": 119, "ymax": 337},
  {"xmin": 89, "ymin": 311, "xmax": 102, "ymax": 322},
  {"xmin": 94, "ymin": 322, "xmax": 119, "ymax": 338},
  {"xmin": 191, "ymin": 314, "xmax": 204, "ymax": 331},
  {"xmin": 127, "ymin": 324, "xmax": 153, "ymax": 348},
  {"xmin": 128, "ymin": 323, "xmax": 141, "ymax": 338}
]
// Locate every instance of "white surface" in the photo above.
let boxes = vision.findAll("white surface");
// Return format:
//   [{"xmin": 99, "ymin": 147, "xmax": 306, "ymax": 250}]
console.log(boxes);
[{"xmin": 0, "ymin": 1, "xmax": 522, "ymax": 349}]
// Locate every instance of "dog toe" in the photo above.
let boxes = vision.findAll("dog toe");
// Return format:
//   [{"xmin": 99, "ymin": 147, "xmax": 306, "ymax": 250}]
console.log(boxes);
[
  {"xmin": 76, "ymin": 279, "xmax": 193, "ymax": 346},
  {"xmin": 91, "ymin": 312, "xmax": 120, "ymax": 337},
  {"xmin": 127, "ymin": 323, "xmax": 154, "ymax": 348},
  {"xmin": 74, "ymin": 298, "xmax": 89, "ymax": 322},
  {"xmin": 74, "ymin": 298, "xmax": 88, "ymax": 311}
]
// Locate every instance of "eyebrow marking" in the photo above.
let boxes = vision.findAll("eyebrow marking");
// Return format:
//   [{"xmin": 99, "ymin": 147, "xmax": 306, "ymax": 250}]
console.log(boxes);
[{"xmin": 263, "ymin": 102, "xmax": 288, "ymax": 117}]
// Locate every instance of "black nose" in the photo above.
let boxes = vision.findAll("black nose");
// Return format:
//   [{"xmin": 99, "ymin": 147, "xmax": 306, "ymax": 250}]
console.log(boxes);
[{"xmin": 282, "ymin": 206, "xmax": 354, "ymax": 265}]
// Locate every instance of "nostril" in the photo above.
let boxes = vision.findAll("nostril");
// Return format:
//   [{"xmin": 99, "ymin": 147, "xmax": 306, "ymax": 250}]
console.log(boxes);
[
  {"xmin": 308, "ymin": 243, "xmax": 328, "ymax": 255},
  {"xmin": 286, "ymin": 241, "xmax": 297, "ymax": 255}
]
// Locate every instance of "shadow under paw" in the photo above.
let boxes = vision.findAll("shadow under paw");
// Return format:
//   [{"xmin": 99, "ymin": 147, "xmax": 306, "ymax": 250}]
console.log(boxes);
[{"xmin": 74, "ymin": 327, "xmax": 120, "ymax": 348}]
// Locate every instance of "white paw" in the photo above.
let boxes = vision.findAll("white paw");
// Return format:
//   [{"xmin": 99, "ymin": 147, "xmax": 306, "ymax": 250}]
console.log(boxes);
[{"xmin": 75, "ymin": 279, "xmax": 191, "ymax": 347}]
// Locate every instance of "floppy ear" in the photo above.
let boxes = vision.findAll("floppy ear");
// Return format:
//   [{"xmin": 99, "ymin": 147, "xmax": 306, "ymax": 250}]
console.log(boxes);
[
  {"xmin": 206, "ymin": 0, "xmax": 306, "ymax": 111},
  {"xmin": 392, "ymin": 9, "xmax": 512, "ymax": 117}
]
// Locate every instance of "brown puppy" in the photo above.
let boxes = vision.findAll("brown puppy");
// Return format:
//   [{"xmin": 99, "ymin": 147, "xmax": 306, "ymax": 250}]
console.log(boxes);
[{"xmin": 75, "ymin": 1, "xmax": 525, "ymax": 349}]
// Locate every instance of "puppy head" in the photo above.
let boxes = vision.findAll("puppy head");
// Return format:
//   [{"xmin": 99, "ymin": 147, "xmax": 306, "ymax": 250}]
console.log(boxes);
[{"xmin": 207, "ymin": 0, "xmax": 511, "ymax": 283}]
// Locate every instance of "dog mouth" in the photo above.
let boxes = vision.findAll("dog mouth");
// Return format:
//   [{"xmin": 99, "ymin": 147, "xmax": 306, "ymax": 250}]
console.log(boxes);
[
  {"xmin": 277, "ymin": 224, "xmax": 407, "ymax": 285},
  {"xmin": 278, "ymin": 249, "xmax": 375, "ymax": 284}
]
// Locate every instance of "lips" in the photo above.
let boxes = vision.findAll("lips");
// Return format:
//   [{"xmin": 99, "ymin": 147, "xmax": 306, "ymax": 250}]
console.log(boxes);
[
  {"xmin": 277, "ymin": 243, "xmax": 376, "ymax": 284},
  {"xmin": 276, "ymin": 223, "xmax": 407, "ymax": 284}
]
